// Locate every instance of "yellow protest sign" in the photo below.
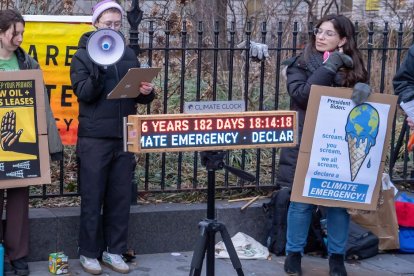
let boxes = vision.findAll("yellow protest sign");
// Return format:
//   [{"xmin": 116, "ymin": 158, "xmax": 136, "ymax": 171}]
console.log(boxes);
[
  {"xmin": 0, "ymin": 70, "xmax": 51, "ymax": 188},
  {"xmin": 21, "ymin": 15, "xmax": 95, "ymax": 145}
]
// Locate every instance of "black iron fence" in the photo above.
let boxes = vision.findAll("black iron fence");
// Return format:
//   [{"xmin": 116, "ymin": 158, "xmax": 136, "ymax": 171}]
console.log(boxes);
[{"xmin": 30, "ymin": 20, "xmax": 414, "ymax": 199}]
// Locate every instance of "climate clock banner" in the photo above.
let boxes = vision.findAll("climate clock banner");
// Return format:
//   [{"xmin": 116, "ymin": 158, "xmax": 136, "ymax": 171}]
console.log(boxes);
[{"xmin": 126, "ymin": 111, "xmax": 298, "ymax": 153}]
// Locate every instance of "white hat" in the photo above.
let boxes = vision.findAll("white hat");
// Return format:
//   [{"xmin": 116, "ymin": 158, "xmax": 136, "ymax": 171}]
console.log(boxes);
[{"xmin": 92, "ymin": 0, "xmax": 124, "ymax": 25}]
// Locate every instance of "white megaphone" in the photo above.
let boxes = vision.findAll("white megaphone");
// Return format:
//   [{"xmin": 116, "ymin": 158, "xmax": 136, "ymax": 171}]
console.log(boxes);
[{"xmin": 86, "ymin": 28, "xmax": 125, "ymax": 67}]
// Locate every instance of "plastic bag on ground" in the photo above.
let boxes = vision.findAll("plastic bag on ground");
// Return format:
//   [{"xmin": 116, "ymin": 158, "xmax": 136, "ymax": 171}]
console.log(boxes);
[{"xmin": 215, "ymin": 232, "xmax": 270, "ymax": 260}]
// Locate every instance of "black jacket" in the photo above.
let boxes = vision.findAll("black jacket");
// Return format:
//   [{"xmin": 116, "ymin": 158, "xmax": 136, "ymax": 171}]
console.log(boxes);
[
  {"xmin": 276, "ymin": 53, "xmax": 338, "ymax": 188},
  {"xmin": 70, "ymin": 31, "xmax": 155, "ymax": 138},
  {"xmin": 393, "ymin": 45, "xmax": 414, "ymax": 104}
]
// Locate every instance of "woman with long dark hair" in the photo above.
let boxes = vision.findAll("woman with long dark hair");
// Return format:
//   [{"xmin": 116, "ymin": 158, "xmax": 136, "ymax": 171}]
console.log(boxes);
[
  {"xmin": 0, "ymin": 9, "xmax": 62, "ymax": 275},
  {"xmin": 279, "ymin": 14, "xmax": 368, "ymax": 276}
]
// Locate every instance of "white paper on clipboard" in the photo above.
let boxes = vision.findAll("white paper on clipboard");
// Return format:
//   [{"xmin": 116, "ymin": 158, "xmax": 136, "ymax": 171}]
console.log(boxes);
[{"xmin": 107, "ymin": 67, "xmax": 161, "ymax": 99}]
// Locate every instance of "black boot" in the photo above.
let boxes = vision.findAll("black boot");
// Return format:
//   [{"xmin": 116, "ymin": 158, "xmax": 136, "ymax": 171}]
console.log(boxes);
[
  {"xmin": 329, "ymin": 254, "xmax": 347, "ymax": 276},
  {"xmin": 4, "ymin": 261, "xmax": 14, "ymax": 276},
  {"xmin": 284, "ymin": 252, "xmax": 302, "ymax": 275},
  {"xmin": 11, "ymin": 257, "xmax": 30, "ymax": 276}
]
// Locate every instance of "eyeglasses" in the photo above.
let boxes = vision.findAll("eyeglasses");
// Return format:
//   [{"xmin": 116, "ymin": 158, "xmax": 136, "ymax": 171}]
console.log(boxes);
[
  {"xmin": 313, "ymin": 28, "xmax": 338, "ymax": 38},
  {"xmin": 100, "ymin": 21, "xmax": 122, "ymax": 29}
]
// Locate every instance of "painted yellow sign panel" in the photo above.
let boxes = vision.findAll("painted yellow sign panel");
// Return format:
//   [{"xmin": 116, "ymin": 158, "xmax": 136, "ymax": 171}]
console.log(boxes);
[{"xmin": 21, "ymin": 19, "xmax": 94, "ymax": 145}]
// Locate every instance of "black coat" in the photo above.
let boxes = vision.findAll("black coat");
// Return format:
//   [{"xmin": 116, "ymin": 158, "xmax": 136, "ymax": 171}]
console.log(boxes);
[
  {"xmin": 70, "ymin": 31, "xmax": 155, "ymax": 138},
  {"xmin": 393, "ymin": 44, "xmax": 414, "ymax": 104},
  {"xmin": 276, "ymin": 53, "xmax": 338, "ymax": 188}
]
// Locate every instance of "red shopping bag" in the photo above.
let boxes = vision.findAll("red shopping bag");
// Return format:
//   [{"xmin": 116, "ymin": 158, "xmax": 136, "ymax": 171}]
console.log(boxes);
[{"xmin": 395, "ymin": 192, "xmax": 414, "ymax": 227}]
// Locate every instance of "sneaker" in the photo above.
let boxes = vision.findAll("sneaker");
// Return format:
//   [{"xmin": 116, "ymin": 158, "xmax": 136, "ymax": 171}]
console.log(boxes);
[
  {"xmin": 284, "ymin": 252, "xmax": 302, "ymax": 276},
  {"xmin": 102, "ymin": 251, "xmax": 129, "ymax": 274},
  {"xmin": 80, "ymin": 255, "xmax": 102, "ymax": 275},
  {"xmin": 11, "ymin": 258, "xmax": 30, "ymax": 276}
]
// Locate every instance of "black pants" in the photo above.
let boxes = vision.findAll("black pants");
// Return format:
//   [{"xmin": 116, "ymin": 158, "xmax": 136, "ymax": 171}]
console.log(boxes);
[
  {"xmin": 77, "ymin": 137, "xmax": 136, "ymax": 258},
  {"xmin": 0, "ymin": 187, "xmax": 29, "ymax": 261}
]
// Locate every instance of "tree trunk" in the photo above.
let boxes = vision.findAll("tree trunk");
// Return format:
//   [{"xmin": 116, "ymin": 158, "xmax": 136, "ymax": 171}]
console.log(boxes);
[{"xmin": 192, "ymin": 0, "xmax": 228, "ymax": 70}]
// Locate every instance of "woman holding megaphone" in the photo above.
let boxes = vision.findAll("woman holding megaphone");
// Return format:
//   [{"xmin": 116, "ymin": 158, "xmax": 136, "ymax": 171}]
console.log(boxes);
[{"xmin": 70, "ymin": 0, "xmax": 155, "ymax": 274}]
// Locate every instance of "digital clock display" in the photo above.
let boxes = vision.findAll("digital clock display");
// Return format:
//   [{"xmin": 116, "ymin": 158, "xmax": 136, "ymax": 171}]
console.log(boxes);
[{"xmin": 126, "ymin": 111, "xmax": 297, "ymax": 153}]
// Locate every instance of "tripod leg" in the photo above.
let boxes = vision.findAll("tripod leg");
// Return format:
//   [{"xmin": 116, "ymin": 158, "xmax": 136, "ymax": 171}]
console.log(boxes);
[
  {"xmin": 218, "ymin": 225, "xmax": 244, "ymax": 276},
  {"xmin": 189, "ymin": 223, "xmax": 209, "ymax": 276},
  {"xmin": 206, "ymin": 230, "xmax": 215, "ymax": 276}
]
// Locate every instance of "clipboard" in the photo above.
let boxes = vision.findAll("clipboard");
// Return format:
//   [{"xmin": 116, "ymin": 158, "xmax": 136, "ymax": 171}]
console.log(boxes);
[{"xmin": 107, "ymin": 67, "xmax": 161, "ymax": 99}]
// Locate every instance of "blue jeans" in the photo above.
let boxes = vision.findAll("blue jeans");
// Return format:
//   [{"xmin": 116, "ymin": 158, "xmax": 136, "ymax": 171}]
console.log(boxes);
[{"xmin": 286, "ymin": 202, "xmax": 350, "ymax": 255}]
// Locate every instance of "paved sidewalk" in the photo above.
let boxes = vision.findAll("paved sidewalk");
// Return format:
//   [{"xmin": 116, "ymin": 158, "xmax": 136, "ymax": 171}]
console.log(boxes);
[{"xmin": 29, "ymin": 251, "xmax": 414, "ymax": 275}]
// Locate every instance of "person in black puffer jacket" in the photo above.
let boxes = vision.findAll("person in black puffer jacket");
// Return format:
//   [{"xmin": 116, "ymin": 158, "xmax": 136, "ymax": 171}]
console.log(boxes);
[
  {"xmin": 70, "ymin": 1, "xmax": 155, "ymax": 275},
  {"xmin": 393, "ymin": 45, "xmax": 414, "ymax": 129},
  {"xmin": 280, "ymin": 15, "xmax": 368, "ymax": 276}
]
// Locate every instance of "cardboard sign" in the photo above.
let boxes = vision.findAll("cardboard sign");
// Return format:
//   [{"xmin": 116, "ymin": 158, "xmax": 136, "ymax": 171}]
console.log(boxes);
[
  {"xmin": 107, "ymin": 67, "xmax": 161, "ymax": 99},
  {"xmin": 126, "ymin": 111, "xmax": 298, "ymax": 153},
  {"xmin": 291, "ymin": 85, "xmax": 397, "ymax": 210},
  {"xmin": 0, "ymin": 70, "xmax": 51, "ymax": 188}
]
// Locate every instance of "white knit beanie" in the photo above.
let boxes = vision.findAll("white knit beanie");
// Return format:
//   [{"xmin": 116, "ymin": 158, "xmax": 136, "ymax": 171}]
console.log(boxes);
[{"xmin": 92, "ymin": 0, "xmax": 124, "ymax": 25}]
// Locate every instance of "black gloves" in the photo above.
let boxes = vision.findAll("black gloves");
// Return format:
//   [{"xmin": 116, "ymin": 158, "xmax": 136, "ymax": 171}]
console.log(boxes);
[
  {"xmin": 352, "ymin": 83, "xmax": 372, "ymax": 105},
  {"xmin": 323, "ymin": 52, "xmax": 368, "ymax": 105},
  {"xmin": 323, "ymin": 51, "xmax": 353, "ymax": 73},
  {"xmin": 90, "ymin": 63, "xmax": 106, "ymax": 88}
]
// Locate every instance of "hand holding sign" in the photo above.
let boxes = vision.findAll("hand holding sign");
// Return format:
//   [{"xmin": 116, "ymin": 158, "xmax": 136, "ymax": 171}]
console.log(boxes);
[{"xmin": 1, "ymin": 110, "xmax": 23, "ymax": 151}]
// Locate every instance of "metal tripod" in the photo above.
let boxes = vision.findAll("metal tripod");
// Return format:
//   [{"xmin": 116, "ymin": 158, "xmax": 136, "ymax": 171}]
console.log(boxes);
[{"xmin": 189, "ymin": 151, "xmax": 251, "ymax": 276}]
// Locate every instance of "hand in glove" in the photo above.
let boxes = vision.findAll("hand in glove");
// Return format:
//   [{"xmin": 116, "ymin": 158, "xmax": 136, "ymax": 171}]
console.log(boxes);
[
  {"xmin": 90, "ymin": 63, "xmax": 106, "ymax": 88},
  {"xmin": 237, "ymin": 40, "xmax": 270, "ymax": 62},
  {"xmin": 351, "ymin": 82, "xmax": 372, "ymax": 105},
  {"xmin": 323, "ymin": 51, "xmax": 353, "ymax": 73}
]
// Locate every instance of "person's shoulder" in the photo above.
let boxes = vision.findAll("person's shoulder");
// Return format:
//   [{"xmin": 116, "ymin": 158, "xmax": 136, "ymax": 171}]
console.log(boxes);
[
  {"xmin": 281, "ymin": 55, "xmax": 304, "ymax": 80},
  {"xmin": 284, "ymin": 54, "xmax": 308, "ymax": 74},
  {"xmin": 16, "ymin": 47, "xmax": 39, "ymax": 69},
  {"xmin": 27, "ymin": 55, "xmax": 39, "ymax": 69},
  {"xmin": 119, "ymin": 47, "xmax": 140, "ymax": 66},
  {"xmin": 77, "ymin": 31, "xmax": 94, "ymax": 48},
  {"xmin": 124, "ymin": 46, "xmax": 138, "ymax": 58},
  {"xmin": 282, "ymin": 55, "xmax": 301, "ymax": 67},
  {"xmin": 15, "ymin": 47, "xmax": 26, "ymax": 60}
]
